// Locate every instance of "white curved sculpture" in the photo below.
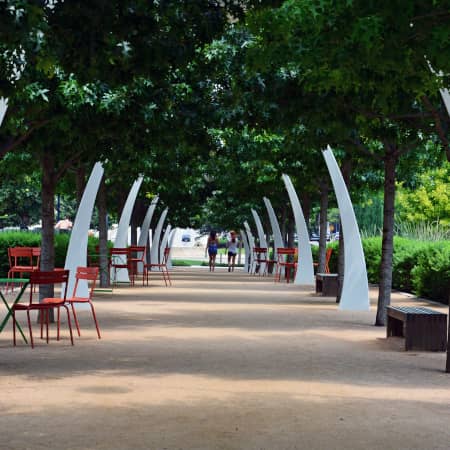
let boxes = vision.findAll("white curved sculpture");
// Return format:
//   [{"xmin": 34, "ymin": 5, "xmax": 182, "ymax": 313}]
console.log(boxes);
[
  {"xmin": 323, "ymin": 146, "xmax": 369, "ymax": 311},
  {"xmin": 282, "ymin": 174, "xmax": 315, "ymax": 286},
  {"xmin": 159, "ymin": 224, "xmax": 171, "ymax": 263},
  {"xmin": 243, "ymin": 221, "xmax": 256, "ymax": 273},
  {"xmin": 263, "ymin": 197, "xmax": 284, "ymax": 261},
  {"xmin": 251, "ymin": 209, "xmax": 268, "ymax": 273},
  {"xmin": 240, "ymin": 229, "xmax": 250, "ymax": 272},
  {"xmin": 63, "ymin": 162, "xmax": 104, "ymax": 298},
  {"xmin": 166, "ymin": 228, "xmax": 176, "ymax": 269},
  {"xmin": 0, "ymin": 98, "xmax": 7, "ymax": 126},
  {"xmin": 150, "ymin": 207, "xmax": 168, "ymax": 266},
  {"xmin": 137, "ymin": 196, "xmax": 159, "ymax": 272},
  {"xmin": 112, "ymin": 177, "xmax": 143, "ymax": 282},
  {"xmin": 440, "ymin": 88, "xmax": 450, "ymax": 116}
]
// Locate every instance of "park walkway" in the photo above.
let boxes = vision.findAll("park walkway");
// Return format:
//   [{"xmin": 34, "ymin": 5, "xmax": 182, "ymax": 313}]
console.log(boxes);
[{"xmin": 0, "ymin": 268, "xmax": 449, "ymax": 450}]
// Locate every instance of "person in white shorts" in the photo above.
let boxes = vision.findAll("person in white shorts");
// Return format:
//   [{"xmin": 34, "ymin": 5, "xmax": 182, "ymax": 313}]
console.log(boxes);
[{"xmin": 226, "ymin": 230, "xmax": 238, "ymax": 272}]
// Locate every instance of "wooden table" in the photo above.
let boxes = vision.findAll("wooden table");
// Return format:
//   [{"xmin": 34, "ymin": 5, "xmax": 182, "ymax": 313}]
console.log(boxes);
[
  {"xmin": 386, "ymin": 305, "xmax": 447, "ymax": 351},
  {"xmin": 0, "ymin": 277, "xmax": 30, "ymax": 343}
]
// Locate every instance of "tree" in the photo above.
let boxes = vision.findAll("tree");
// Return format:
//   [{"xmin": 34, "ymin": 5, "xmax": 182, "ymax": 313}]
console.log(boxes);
[{"xmin": 244, "ymin": 0, "xmax": 450, "ymax": 325}]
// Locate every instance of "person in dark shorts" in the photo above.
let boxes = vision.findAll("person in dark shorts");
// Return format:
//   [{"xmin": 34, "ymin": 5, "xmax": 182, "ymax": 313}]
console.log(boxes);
[
  {"xmin": 227, "ymin": 230, "xmax": 238, "ymax": 272},
  {"xmin": 206, "ymin": 230, "xmax": 219, "ymax": 271}
]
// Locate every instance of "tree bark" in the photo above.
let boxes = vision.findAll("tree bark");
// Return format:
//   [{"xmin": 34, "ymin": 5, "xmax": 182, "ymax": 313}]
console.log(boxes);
[
  {"xmin": 75, "ymin": 165, "xmax": 86, "ymax": 207},
  {"xmin": 446, "ymin": 293, "xmax": 450, "ymax": 373},
  {"xmin": 336, "ymin": 221, "xmax": 344, "ymax": 304},
  {"xmin": 40, "ymin": 152, "xmax": 56, "ymax": 312},
  {"xmin": 300, "ymin": 192, "xmax": 311, "ymax": 229},
  {"xmin": 375, "ymin": 149, "xmax": 398, "ymax": 326},
  {"xmin": 97, "ymin": 178, "xmax": 109, "ymax": 288},
  {"xmin": 287, "ymin": 216, "xmax": 295, "ymax": 248},
  {"xmin": 280, "ymin": 205, "xmax": 287, "ymax": 246},
  {"xmin": 337, "ymin": 159, "xmax": 352, "ymax": 303},
  {"xmin": 317, "ymin": 179, "xmax": 329, "ymax": 273}
]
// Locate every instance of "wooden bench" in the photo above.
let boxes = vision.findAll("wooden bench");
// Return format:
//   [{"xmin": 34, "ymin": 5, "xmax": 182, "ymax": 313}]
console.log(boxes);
[
  {"xmin": 315, "ymin": 273, "xmax": 339, "ymax": 297},
  {"xmin": 386, "ymin": 306, "xmax": 447, "ymax": 351}
]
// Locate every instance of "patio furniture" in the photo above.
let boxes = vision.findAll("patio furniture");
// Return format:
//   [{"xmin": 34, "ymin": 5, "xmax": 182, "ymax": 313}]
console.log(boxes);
[
  {"xmin": 252, "ymin": 247, "xmax": 269, "ymax": 276},
  {"xmin": 66, "ymin": 266, "xmax": 101, "ymax": 339},
  {"xmin": 109, "ymin": 248, "xmax": 131, "ymax": 286},
  {"xmin": 143, "ymin": 247, "xmax": 171, "ymax": 286},
  {"xmin": 0, "ymin": 277, "xmax": 30, "ymax": 343},
  {"xmin": 313, "ymin": 247, "xmax": 332, "ymax": 274},
  {"xmin": 127, "ymin": 245, "xmax": 146, "ymax": 285},
  {"xmin": 12, "ymin": 270, "xmax": 73, "ymax": 348},
  {"xmin": 274, "ymin": 248, "xmax": 297, "ymax": 283},
  {"xmin": 88, "ymin": 245, "xmax": 112, "ymax": 288},
  {"xmin": 7, "ymin": 247, "xmax": 39, "ymax": 291},
  {"xmin": 386, "ymin": 306, "xmax": 447, "ymax": 351}
]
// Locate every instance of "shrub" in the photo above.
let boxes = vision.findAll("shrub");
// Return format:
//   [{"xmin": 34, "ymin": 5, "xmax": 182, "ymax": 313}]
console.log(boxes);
[
  {"xmin": 391, "ymin": 238, "xmax": 427, "ymax": 293},
  {"xmin": 361, "ymin": 237, "xmax": 382, "ymax": 284},
  {"xmin": 411, "ymin": 242, "xmax": 450, "ymax": 303},
  {"xmin": 0, "ymin": 231, "xmax": 41, "ymax": 276},
  {"xmin": 0, "ymin": 231, "xmax": 101, "ymax": 276}
]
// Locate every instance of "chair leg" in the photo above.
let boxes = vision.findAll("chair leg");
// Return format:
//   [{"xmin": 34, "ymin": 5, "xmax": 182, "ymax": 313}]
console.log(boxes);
[
  {"xmin": 26, "ymin": 310, "xmax": 34, "ymax": 348},
  {"xmin": 13, "ymin": 309, "xmax": 16, "ymax": 346},
  {"xmin": 57, "ymin": 307, "xmax": 61, "ymax": 341},
  {"xmin": 161, "ymin": 268, "xmax": 168, "ymax": 286},
  {"xmin": 45, "ymin": 309, "xmax": 49, "ymax": 343},
  {"xmin": 71, "ymin": 302, "xmax": 81, "ymax": 337},
  {"xmin": 63, "ymin": 305, "xmax": 74, "ymax": 346},
  {"xmin": 89, "ymin": 301, "xmax": 101, "ymax": 339},
  {"xmin": 40, "ymin": 310, "xmax": 44, "ymax": 339}
]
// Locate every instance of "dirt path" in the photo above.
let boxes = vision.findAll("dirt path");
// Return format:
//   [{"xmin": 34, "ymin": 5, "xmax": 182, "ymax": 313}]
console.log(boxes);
[{"xmin": 1, "ymin": 269, "xmax": 449, "ymax": 450}]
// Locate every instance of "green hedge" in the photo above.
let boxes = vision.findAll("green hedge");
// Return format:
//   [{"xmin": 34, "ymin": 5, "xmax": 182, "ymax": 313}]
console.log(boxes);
[
  {"xmin": 0, "ymin": 231, "xmax": 100, "ymax": 275},
  {"xmin": 362, "ymin": 237, "xmax": 449, "ymax": 302},
  {"xmin": 1, "ymin": 231, "xmax": 448, "ymax": 303},
  {"xmin": 311, "ymin": 237, "xmax": 449, "ymax": 304}
]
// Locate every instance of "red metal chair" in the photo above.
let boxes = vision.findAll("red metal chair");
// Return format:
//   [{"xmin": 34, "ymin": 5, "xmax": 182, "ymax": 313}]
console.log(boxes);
[
  {"xmin": 127, "ymin": 245, "xmax": 146, "ymax": 285},
  {"xmin": 313, "ymin": 247, "xmax": 333, "ymax": 274},
  {"xmin": 66, "ymin": 266, "xmax": 101, "ymax": 339},
  {"xmin": 252, "ymin": 247, "xmax": 269, "ymax": 276},
  {"xmin": 12, "ymin": 270, "xmax": 73, "ymax": 348},
  {"xmin": 109, "ymin": 248, "xmax": 130, "ymax": 286},
  {"xmin": 7, "ymin": 247, "xmax": 36, "ymax": 291},
  {"xmin": 143, "ymin": 247, "xmax": 172, "ymax": 286},
  {"xmin": 274, "ymin": 248, "xmax": 297, "ymax": 283}
]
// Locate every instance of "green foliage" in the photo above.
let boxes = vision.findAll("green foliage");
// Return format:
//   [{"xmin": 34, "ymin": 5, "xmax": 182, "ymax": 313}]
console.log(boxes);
[
  {"xmin": 411, "ymin": 242, "xmax": 450, "ymax": 302},
  {"xmin": 396, "ymin": 166, "xmax": 450, "ymax": 226},
  {"xmin": 360, "ymin": 236, "xmax": 449, "ymax": 302},
  {"xmin": 354, "ymin": 194, "xmax": 384, "ymax": 234},
  {"xmin": 0, "ymin": 231, "xmax": 101, "ymax": 275},
  {"xmin": 361, "ymin": 238, "xmax": 382, "ymax": 283},
  {"xmin": 391, "ymin": 237, "xmax": 428, "ymax": 293},
  {"xmin": 0, "ymin": 231, "xmax": 41, "ymax": 276},
  {"xmin": 395, "ymin": 219, "xmax": 450, "ymax": 241}
]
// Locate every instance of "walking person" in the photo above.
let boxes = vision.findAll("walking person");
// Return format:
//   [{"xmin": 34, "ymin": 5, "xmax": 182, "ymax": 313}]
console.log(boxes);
[
  {"xmin": 227, "ymin": 230, "xmax": 238, "ymax": 272},
  {"xmin": 206, "ymin": 230, "xmax": 219, "ymax": 272}
]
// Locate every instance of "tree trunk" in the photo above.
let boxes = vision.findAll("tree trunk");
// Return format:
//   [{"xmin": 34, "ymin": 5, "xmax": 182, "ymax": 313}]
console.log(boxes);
[
  {"xmin": 40, "ymin": 152, "xmax": 56, "ymax": 315},
  {"xmin": 287, "ymin": 217, "xmax": 295, "ymax": 248},
  {"xmin": 280, "ymin": 205, "xmax": 287, "ymax": 246},
  {"xmin": 317, "ymin": 179, "xmax": 329, "ymax": 273},
  {"xmin": 336, "ymin": 221, "xmax": 344, "ymax": 303},
  {"xmin": 375, "ymin": 150, "xmax": 398, "ymax": 326},
  {"xmin": 446, "ymin": 293, "xmax": 450, "ymax": 373},
  {"xmin": 337, "ymin": 159, "xmax": 352, "ymax": 303},
  {"xmin": 300, "ymin": 192, "xmax": 311, "ymax": 230},
  {"xmin": 97, "ymin": 178, "xmax": 109, "ymax": 288},
  {"xmin": 75, "ymin": 165, "xmax": 86, "ymax": 207}
]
